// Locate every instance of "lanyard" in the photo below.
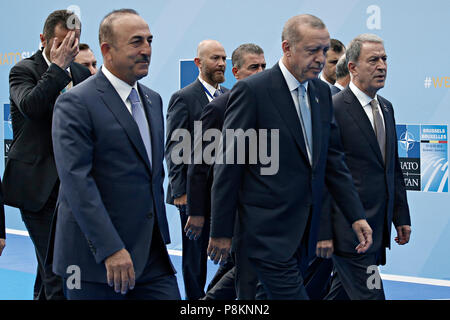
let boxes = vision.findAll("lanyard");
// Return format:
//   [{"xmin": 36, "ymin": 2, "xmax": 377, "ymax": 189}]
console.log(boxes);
[{"xmin": 201, "ymin": 82, "xmax": 220, "ymax": 100}]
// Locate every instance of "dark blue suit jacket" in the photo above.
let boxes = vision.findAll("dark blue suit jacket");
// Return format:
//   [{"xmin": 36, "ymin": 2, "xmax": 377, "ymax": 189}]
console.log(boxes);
[
  {"xmin": 330, "ymin": 87, "xmax": 410, "ymax": 264},
  {"xmin": 210, "ymin": 64, "xmax": 366, "ymax": 263},
  {"xmin": 51, "ymin": 70, "xmax": 172, "ymax": 283}
]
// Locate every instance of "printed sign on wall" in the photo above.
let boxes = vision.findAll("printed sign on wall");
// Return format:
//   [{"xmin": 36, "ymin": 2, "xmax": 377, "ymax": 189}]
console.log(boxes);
[{"xmin": 397, "ymin": 124, "xmax": 448, "ymax": 192}]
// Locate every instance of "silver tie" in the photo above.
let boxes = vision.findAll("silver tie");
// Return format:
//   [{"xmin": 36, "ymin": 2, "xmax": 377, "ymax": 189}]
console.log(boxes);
[{"xmin": 370, "ymin": 99, "xmax": 386, "ymax": 163}]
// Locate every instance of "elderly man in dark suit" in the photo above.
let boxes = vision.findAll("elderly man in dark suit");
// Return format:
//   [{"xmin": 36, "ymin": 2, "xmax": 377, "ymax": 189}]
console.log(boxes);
[
  {"xmin": 207, "ymin": 14, "xmax": 373, "ymax": 300},
  {"xmin": 324, "ymin": 34, "xmax": 411, "ymax": 300},
  {"xmin": 3, "ymin": 9, "xmax": 90, "ymax": 300},
  {"xmin": 186, "ymin": 43, "xmax": 266, "ymax": 300},
  {"xmin": 52, "ymin": 9, "xmax": 180, "ymax": 300},
  {"xmin": 165, "ymin": 39, "xmax": 228, "ymax": 300}
]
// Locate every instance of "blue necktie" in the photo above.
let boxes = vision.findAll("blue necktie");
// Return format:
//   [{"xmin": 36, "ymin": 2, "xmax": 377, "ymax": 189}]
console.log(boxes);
[
  {"xmin": 213, "ymin": 88, "xmax": 222, "ymax": 98},
  {"xmin": 297, "ymin": 84, "xmax": 313, "ymax": 163},
  {"xmin": 128, "ymin": 88, "xmax": 152, "ymax": 168}
]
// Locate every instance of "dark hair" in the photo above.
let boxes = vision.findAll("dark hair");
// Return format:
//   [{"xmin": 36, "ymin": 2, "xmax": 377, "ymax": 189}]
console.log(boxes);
[
  {"xmin": 232, "ymin": 43, "xmax": 264, "ymax": 69},
  {"xmin": 330, "ymin": 39, "xmax": 345, "ymax": 53},
  {"xmin": 79, "ymin": 43, "xmax": 90, "ymax": 51},
  {"xmin": 43, "ymin": 10, "xmax": 81, "ymax": 42},
  {"xmin": 99, "ymin": 8, "xmax": 139, "ymax": 46}
]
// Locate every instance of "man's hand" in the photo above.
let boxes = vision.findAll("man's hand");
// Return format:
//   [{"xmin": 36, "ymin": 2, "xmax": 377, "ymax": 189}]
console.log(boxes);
[
  {"xmin": 50, "ymin": 30, "xmax": 80, "ymax": 70},
  {"xmin": 104, "ymin": 248, "xmax": 135, "ymax": 295},
  {"xmin": 351, "ymin": 219, "xmax": 373, "ymax": 254},
  {"xmin": 395, "ymin": 225, "xmax": 411, "ymax": 245},
  {"xmin": 316, "ymin": 240, "xmax": 333, "ymax": 258},
  {"xmin": 184, "ymin": 216, "xmax": 205, "ymax": 240},
  {"xmin": 174, "ymin": 194, "xmax": 187, "ymax": 206},
  {"xmin": 207, "ymin": 237, "xmax": 231, "ymax": 265},
  {"xmin": 0, "ymin": 239, "xmax": 5, "ymax": 256}
]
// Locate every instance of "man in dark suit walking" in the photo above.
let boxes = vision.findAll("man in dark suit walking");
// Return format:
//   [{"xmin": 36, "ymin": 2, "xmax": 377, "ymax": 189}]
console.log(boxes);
[
  {"xmin": 325, "ymin": 34, "xmax": 411, "ymax": 300},
  {"xmin": 52, "ymin": 9, "xmax": 180, "ymax": 300},
  {"xmin": 207, "ymin": 14, "xmax": 373, "ymax": 300},
  {"xmin": 186, "ymin": 43, "xmax": 266, "ymax": 300},
  {"xmin": 3, "ymin": 9, "xmax": 90, "ymax": 300},
  {"xmin": 165, "ymin": 39, "xmax": 228, "ymax": 300}
]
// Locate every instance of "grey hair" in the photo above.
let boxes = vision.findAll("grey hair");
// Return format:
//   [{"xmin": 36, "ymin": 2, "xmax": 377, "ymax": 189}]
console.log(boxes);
[
  {"xmin": 335, "ymin": 54, "xmax": 349, "ymax": 80},
  {"xmin": 346, "ymin": 33, "xmax": 383, "ymax": 64},
  {"xmin": 282, "ymin": 14, "xmax": 326, "ymax": 45},
  {"xmin": 99, "ymin": 9, "xmax": 139, "ymax": 46},
  {"xmin": 231, "ymin": 43, "xmax": 264, "ymax": 69}
]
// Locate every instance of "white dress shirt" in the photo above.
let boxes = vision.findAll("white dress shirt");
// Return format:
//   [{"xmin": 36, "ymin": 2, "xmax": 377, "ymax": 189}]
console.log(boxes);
[
  {"xmin": 278, "ymin": 59, "xmax": 312, "ymax": 163},
  {"xmin": 198, "ymin": 76, "xmax": 223, "ymax": 102},
  {"xmin": 349, "ymin": 81, "xmax": 385, "ymax": 132},
  {"xmin": 102, "ymin": 65, "xmax": 141, "ymax": 115}
]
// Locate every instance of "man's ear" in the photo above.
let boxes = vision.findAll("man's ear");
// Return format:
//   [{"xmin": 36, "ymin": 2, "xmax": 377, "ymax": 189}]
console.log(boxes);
[
  {"xmin": 100, "ymin": 42, "xmax": 111, "ymax": 61},
  {"xmin": 348, "ymin": 61, "xmax": 357, "ymax": 78},
  {"xmin": 194, "ymin": 57, "xmax": 201, "ymax": 68},
  {"xmin": 40, "ymin": 34, "xmax": 46, "ymax": 48},
  {"xmin": 282, "ymin": 40, "xmax": 291, "ymax": 57}
]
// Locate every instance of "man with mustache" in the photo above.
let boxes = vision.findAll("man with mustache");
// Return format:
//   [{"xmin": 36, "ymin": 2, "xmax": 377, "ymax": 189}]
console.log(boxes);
[
  {"xmin": 52, "ymin": 9, "xmax": 180, "ymax": 299},
  {"xmin": 165, "ymin": 39, "xmax": 228, "ymax": 300},
  {"xmin": 208, "ymin": 14, "xmax": 373, "ymax": 299},
  {"xmin": 324, "ymin": 34, "xmax": 411, "ymax": 300}
]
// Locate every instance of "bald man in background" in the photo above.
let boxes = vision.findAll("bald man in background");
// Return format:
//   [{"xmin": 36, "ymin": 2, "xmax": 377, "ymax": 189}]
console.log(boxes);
[{"xmin": 165, "ymin": 39, "xmax": 228, "ymax": 300}]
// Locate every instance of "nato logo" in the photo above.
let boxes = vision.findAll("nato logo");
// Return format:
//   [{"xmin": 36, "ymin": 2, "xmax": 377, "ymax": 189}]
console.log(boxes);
[
  {"xmin": 397, "ymin": 124, "xmax": 448, "ymax": 192},
  {"xmin": 397, "ymin": 124, "xmax": 421, "ymax": 191}
]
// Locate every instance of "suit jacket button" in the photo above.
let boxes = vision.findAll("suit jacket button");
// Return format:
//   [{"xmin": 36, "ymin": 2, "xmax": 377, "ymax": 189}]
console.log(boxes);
[{"xmin": 147, "ymin": 212, "xmax": 153, "ymax": 219}]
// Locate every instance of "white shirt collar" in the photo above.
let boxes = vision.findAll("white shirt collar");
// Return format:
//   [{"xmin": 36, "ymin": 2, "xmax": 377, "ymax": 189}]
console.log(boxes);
[
  {"xmin": 278, "ymin": 59, "xmax": 309, "ymax": 92},
  {"xmin": 349, "ymin": 81, "xmax": 378, "ymax": 107},
  {"xmin": 319, "ymin": 73, "xmax": 334, "ymax": 87},
  {"xmin": 102, "ymin": 65, "xmax": 139, "ymax": 107},
  {"xmin": 334, "ymin": 82, "xmax": 345, "ymax": 91},
  {"xmin": 198, "ymin": 76, "xmax": 221, "ymax": 97}
]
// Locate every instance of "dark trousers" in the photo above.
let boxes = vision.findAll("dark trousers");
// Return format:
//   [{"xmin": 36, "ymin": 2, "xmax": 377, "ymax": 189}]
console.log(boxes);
[
  {"xmin": 325, "ymin": 252, "xmax": 385, "ymax": 300},
  {"xmin": 303, "ymin": 257, "xmax": 333, "ymax": 300},
  {"xmin": 20, "ymin": 186, "xmax": 64, "ymax": 300},
  {"xmin": 250, "ymin": 236, "xmax": 310, "ymax": 300},
  {"xmin": 203, "ymin": 255, "xmax": 236, "ymax": 300},
  {"xmin": 179, "ymin": 206, "xmax": 210, "ymax": 300},
  {"xmin": 64, "ymin": 222, "xmax": 181, "ymax": 300}
]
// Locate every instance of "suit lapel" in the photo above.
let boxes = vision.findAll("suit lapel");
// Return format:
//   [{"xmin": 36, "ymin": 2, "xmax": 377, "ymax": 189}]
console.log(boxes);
[
  {"xmin": 34, "ymin": 50, "xmax": 50, "ymax": 77},
  {"xmin": 70, "ymin": 63, "xmax": 86, "ymax": 85},
  {"xmin": 138, "ymin": 84, "xmax": 161, "ymax": 178},
  {"xmin": 269, "ymin": 65, "xmax": 310, "ymax": 164},
  {"xmin": 96, "ymin": 71, "xmax": 152, "ymax": 174},
  {"xmin": 308, "ymin": 81, "xmax": 322, "ymax": 169},
  {"xmin": 343, "ymin": 88, "xmax": 384, "ymax": 164},
  {"xmin": 193, "ymin": 79, "xmax": 210, "ymax": 108}
]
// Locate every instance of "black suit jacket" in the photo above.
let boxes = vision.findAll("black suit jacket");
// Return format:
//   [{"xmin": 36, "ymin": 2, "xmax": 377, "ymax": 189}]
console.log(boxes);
[
  {"xmin": 165, "ymin": 79, "xmax": 228, "ymax": 205},
  {"xmin": 329, "ymin": 87, "xmax": 411, "ymax": 264},
  {"xmin": 0, "ymin": 179, "xmax": 5, "ymax": 239},
  {"xmin": 3, "ymin": 50, "xmax": 90, "ymax": 212},
  {"xmin": 210, "ymin": 64, "xmax": 366, "ymax": 262},
  {"xmin": 187, "ymin": 91, "xmax": 230, "ymax": 217}
]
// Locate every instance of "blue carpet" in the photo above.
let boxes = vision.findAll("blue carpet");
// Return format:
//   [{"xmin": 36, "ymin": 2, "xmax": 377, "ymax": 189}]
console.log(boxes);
[{"xmin": 1, "ymin": 233, "xmax": 449, "ymax": 300}]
